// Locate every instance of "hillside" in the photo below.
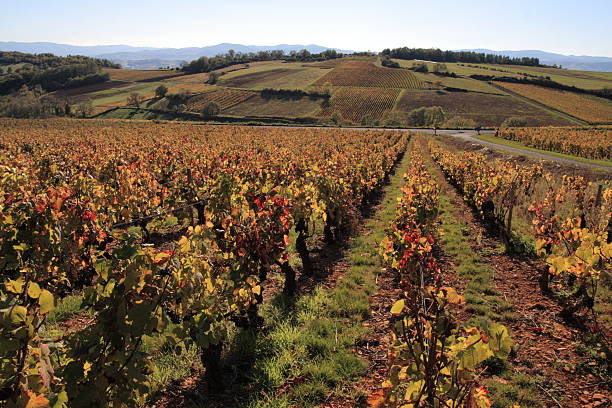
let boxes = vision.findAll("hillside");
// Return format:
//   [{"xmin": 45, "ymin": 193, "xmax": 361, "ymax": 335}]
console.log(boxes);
[
  {"xmin": 94, "ymin": 56, "xmax": 611, "ymax": 126},
  {"xmin": 2, "ymin": 54, "xmax": 611, "ymax": 126}
]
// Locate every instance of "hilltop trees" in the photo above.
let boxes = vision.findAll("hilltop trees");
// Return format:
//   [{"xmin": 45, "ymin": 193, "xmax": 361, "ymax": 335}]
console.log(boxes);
[
  {"xmin": 0, "ymin": 51, "xmax": 117, "ymax": 95},
  {"xmin": 182, "ymin": 49, "xmax": 343, "ymax": 75},
  {"xmin": 382, "ymin": 47, "xmax": 540, "ymax": 66}
]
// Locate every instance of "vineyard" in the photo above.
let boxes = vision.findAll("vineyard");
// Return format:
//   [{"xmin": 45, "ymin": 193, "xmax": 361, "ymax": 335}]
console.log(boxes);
[
  {"xmin": 0, "ymin": 119, "xmax": 610, "ymax": 408},
  {"xmin": 185, "ymin": 89, "xmax": 257, "ymax": 111},
  {"xmin": 494, "ymin": 82, "xmax": 612, "ymax": 124},
  {"xmin": 496, "ymin": 127, "xmax": 612, "ymax": 160},
  {"xmin": 313, "ymin": 60, "xmax": 423, "ymax": 88},
  {"xmin": 316, "ymin": 87, "xmax": 400, "ymax": 123}
]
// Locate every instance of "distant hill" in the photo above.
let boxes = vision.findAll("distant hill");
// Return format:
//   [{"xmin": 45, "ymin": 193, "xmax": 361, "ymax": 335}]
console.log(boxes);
[
  {"xmin": 2, "ymin": 42, "xmax": 610, "ymax": 71},
  {"xmin": 0, "ymin": 42, "xmax": 355, "ymax": 69},
  {"xmin": 459, "ymin": 49, "xmax": 612, "ymax": 72}
]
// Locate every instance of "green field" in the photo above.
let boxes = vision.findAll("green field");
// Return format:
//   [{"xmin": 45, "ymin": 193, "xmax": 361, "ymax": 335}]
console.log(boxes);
[{"xmin": 411, "ymin": 72, "xmax": 507, "ymax": 94}]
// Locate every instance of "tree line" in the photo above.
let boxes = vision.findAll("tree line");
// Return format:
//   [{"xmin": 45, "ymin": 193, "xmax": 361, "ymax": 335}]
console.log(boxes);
[
  {"xmin": 0, "ymin": 51, "xmax": 119, "ymax": 95},
  {"xmin": 182, "ymin": 49, "xmax": 343, "ymax": 74},
  {"xmin": 381, "ymin": 47, "xmax": 540, "ymax": 66}
]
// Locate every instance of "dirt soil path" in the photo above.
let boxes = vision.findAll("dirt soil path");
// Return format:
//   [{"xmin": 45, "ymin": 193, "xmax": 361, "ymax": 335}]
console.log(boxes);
[{"xmin": 421, "ymin": 138, "xmax": 611, "ymax": 408}]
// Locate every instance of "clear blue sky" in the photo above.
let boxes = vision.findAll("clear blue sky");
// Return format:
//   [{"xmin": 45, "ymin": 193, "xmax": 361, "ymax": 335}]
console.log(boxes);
[{"xmin": 2, "ymin": 0, "xmax": 611, "ymax": 56}]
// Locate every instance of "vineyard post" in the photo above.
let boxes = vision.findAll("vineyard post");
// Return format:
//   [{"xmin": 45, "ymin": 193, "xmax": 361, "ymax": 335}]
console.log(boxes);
[
  {"xmin": 276, "ymin": 259, "xmax": 296, "ymax": 295},
  {"xmin": 295, "ymin": 218, "xmax": 313, "ymax": 275},
  {"xmin": 202, "ymin": 342, "xmax": 225, "ymax": 393}
]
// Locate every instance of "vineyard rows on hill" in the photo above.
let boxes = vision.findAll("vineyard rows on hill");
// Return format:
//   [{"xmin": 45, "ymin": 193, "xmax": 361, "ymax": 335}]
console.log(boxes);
[
  {"xmin": 317, "ymin": 87, "xmax": 400, "ymax": 122},
  {"xmin": 313, "ymin": 60, "xmax": 423, "ymax": 88},
  {"xmin": 185, "ymin": 88, "xmax": 258, "ymax": 111}
]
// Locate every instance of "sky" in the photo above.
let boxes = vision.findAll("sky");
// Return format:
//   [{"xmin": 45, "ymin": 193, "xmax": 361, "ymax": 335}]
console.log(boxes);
[{"xmin": 1, "ymin": 0, "xmax": 611, "ymax": 56}]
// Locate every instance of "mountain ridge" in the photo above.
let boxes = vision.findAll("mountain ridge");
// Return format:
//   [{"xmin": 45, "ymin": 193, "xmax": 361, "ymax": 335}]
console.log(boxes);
[{"xmin": 1, "ymin": 42, "xmax": 611, "ymax": 71}]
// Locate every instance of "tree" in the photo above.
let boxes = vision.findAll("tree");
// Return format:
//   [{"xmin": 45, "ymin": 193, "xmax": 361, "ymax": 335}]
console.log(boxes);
[
  {"xmin": 361, "ymin": 114, "xmax": 374, "ymax": 126},
  {"xmin": 207, "ymin": 72, "xmax": 220, "ymax": 85},
  {"xmin": 155, "ymin": 85, "xmax": 168, "ymax": 98},
  {"xmin": 75, "ymin": 99, "xmax": 93, "ymax": 118},
  {"xmin": 201, "ymin": 101, "xmax": 220, "ymax": 117},
  {"xmin": 425, "ymin": 106, "xmax": 445, "ymax": 128},
  {"xmin": 501, "ymin": 117, "xmax": 528, "ymax": 128},
  {"xmin": 127, "ymin": 92, "xmax": 143, "ymax": 107},
  {"xmin": 330, "ymin": 112, "xmax": 343, "ymax": 126},
  {"xmin": 408, "ymin": 107, "xmax": 427, "ymax": 126},
  {"xmin": 443, "ymin": 116, "xmax": 477, "ymax": 129}
]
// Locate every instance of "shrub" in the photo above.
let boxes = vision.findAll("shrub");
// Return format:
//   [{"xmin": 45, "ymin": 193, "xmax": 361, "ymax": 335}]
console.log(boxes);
[
  {"xmin": 155, "ymin": 85, "xmax": 168, "ymax": 98},
  {"xmin": 201, "ymin": 101, "xmax": 221, "ymax": 117},
  {"xmin": 501, "ymin": 116, "xmax": 528, "ymax": 128},
  {"xmin": 444, "ymin": 116, "xmax": 477, "ymax": 129},
  {"xmin": 330, "ymin": 112, "xmax": 343, "ymax": 126},
  {"xmin": 407, "ymin": 106, "xmax": 445, "ymax": 127}
]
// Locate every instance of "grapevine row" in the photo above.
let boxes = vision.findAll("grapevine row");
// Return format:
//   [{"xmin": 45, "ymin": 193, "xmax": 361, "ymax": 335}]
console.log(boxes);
[
  {"xmin": 429, "ymin": 141, "xmax": 612, "ymax": 320},
  {"xmin": 495, "ymin": 127, "xmax": 612, "ymax": 161},
  {"xmin": 379, "ymin": 143, "xmax": 512, "ymax": 407},
  {"xmin": 0, "ymin": 119, "xmax": 408, "ymax": 407}
]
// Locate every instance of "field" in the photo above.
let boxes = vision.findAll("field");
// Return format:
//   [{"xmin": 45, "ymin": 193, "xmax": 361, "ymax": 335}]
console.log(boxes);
[
  {"xmin": 316, "ymin": 86, "xmax": 401, "ymax": 122},
  {"xmin": 185, "ymin": 88, "xmax": 257, "ymax": 111},
  {"xmin": 313, "ymin": 59, "xmax": 423, "ymax": 88},
  {"xmin": 395, "ymin": 89, "xmax": 572, "ymax": 126},
  {"xmin": 223, "ymin": 94, "xmax": 323, "ymax": 117},
  {"xmin": 88, "ymin": 82, "xmax": 214, "ymax": 110},
  {"xmin": 494, "ymin": 81, "xmax": 612, "ymax": 123},
  {"xmin": 102, "ymin": 68, "xmax": 183, "ymax": 82},
  {"xmin": 390, "ymin": 59, "xmax": 612, "ymax": 90},
  {"xmin": 411, "ymin": 72, "xmax": 507, "ymax": 94},
  {"xmin": 495, "ymin": 126, "xmax": 612, "ymax": 160},
  {"xmin": 1, "ymin": 119, "xmax": 610, "ymax": 408},
  {"xmin": 487, "ymin": 64, "xmax": 612, "ymax": 89}
]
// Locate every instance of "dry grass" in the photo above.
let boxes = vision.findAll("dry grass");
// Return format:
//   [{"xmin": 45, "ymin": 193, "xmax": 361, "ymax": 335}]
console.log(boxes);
[
  {"xmin": 494, "ymin": 82, "xmax": 612, "ymax": 124},
  {"xmin": 102, "ymin": 68, "xmax": 183, "ymax": 82}
]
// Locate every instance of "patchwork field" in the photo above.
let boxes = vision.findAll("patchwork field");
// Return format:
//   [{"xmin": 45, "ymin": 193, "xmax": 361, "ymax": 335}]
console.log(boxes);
[
  {"xmin": 395, "ymin": 89, "xmax": 573, "ymax": 126},
  {"xmin": 313, "ymin": 60, "xmax": 423, "ymax": 88},
  {"xmin": 391, "ymin": 60, "xmax": 612, "ymax": 90},
  {"xmin": 50, "ymin": 80, "xmax": 134, "ymax": 99},
  {"xmin": 317, "ymin": 87, "xmax": 401, "ymax": 122},
  {"xmin": 494, "ymin": 82, "xmax": 612, "ymax": 123},
  {"xmin": 486, "ymin": 64, "xmax": 612, "ymax": 89},
  {"xmin": 185, "ymin": 88, "xmax": 257, "ymax": 111}
]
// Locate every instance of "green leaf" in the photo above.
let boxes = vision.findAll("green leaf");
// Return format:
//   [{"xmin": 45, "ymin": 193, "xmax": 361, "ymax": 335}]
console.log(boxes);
[
  {"xmin": 51, "ymin": 390, "xmax": 69, "ymax": 408},
  {"xmin": 94, "ymin": 259, "xmax": 111, "ymax": 281},
  {"xmin": 39, "ymin": 290, "xmax": 55, "ymax": 314},
  {"xmin": 5, "ymin": 278, "xmax": 24, "ymax": 294},
  {"xmin": 7, "ymin": 305, "xmax": 27, "ymax": 325},
  {"xmin": 28, "ymin": 282, "xmax": 41, "ymax": 299},
  {"xmin": 390, "ymin": 299, "xmax": 405, "ymax": 315}
]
